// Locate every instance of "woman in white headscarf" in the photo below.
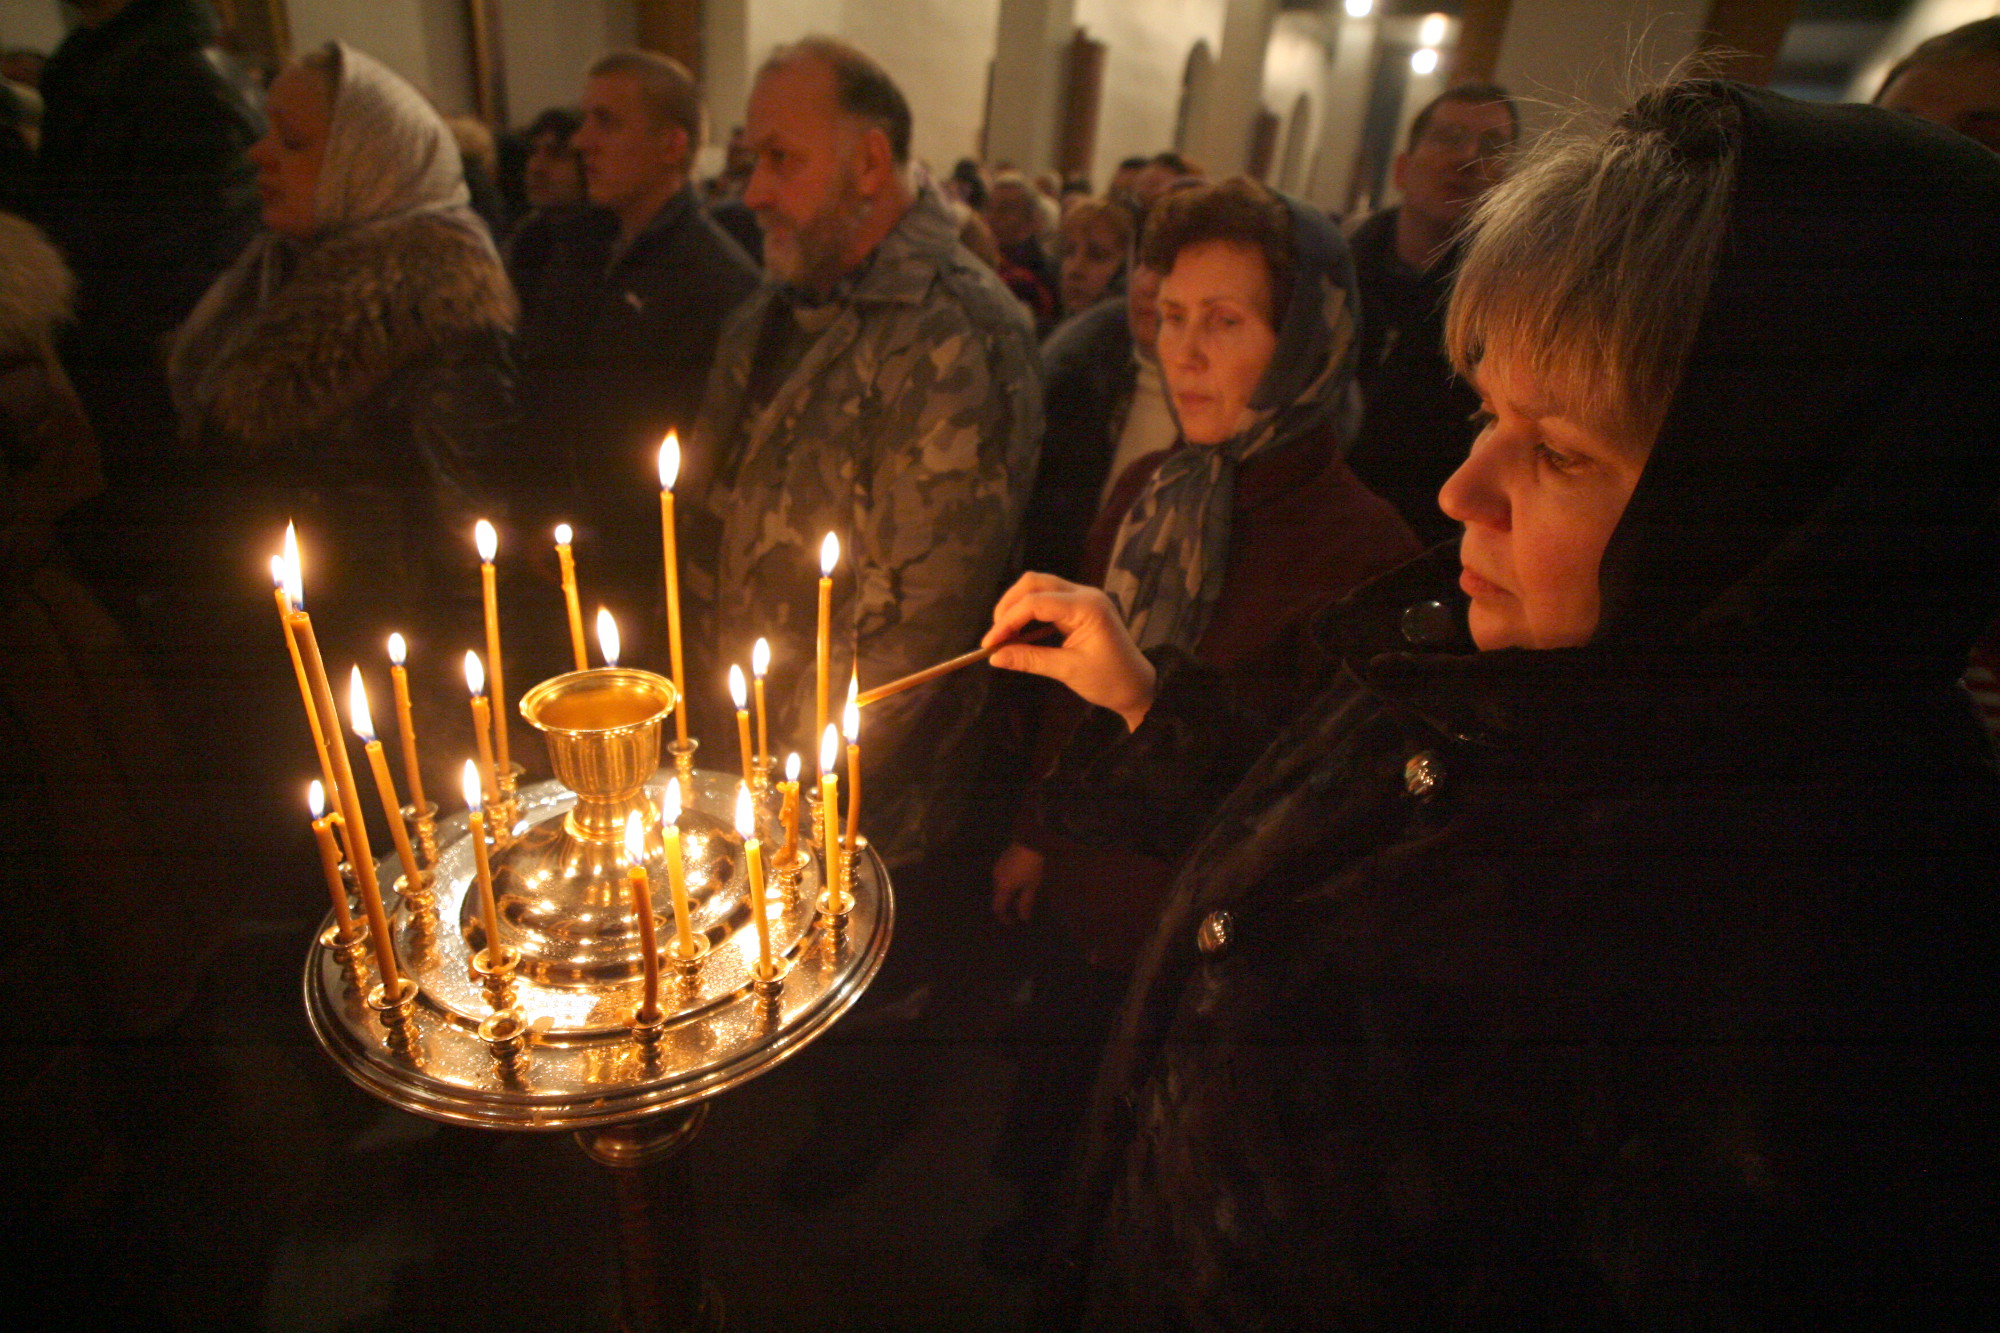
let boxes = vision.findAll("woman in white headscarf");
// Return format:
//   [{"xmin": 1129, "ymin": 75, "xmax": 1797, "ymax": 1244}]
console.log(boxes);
[{"xmin": 170, "ymin": 42, "xmax": 515, "ymax": 630}]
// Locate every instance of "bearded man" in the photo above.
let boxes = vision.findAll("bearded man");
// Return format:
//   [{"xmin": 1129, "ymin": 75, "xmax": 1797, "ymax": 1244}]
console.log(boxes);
[{"xmin": 684, "ymin": 37, "xmax": 1040, "ymax": 886}]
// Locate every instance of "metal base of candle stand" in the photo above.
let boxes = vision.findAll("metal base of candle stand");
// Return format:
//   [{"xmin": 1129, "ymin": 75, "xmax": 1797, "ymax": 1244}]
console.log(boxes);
[{"xmin": 303, "ymin": 769, "xmax": 892, "ymax": 1329}]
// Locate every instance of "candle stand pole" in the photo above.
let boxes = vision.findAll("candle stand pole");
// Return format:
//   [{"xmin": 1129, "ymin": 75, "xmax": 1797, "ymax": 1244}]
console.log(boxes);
[{"xmin": 576, "ymin": 1104, "xmax": 719, "ymax": 1333}]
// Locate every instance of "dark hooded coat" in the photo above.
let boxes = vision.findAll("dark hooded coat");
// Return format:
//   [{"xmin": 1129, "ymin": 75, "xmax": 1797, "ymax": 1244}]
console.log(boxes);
[{"xmin": 1045, "ymin": 84, "xmax": 2000, "ymax": 1329}]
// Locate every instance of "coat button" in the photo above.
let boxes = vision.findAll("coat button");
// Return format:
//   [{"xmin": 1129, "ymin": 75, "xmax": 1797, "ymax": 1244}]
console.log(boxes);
[
  {"xmin": 1404, "ymin": 751, "xmax": 1441, "ymax": 797},
  {"xmin": 1196, "ymin": 910, "xmax": 1235, "ymax": 956},
  {"xmin": 1400, "ymin": 599, "xmax": 1455, "ymax": 647}
]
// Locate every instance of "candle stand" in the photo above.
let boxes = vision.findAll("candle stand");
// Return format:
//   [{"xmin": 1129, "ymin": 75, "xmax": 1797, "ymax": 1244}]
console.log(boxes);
[{"xmin": 304, "ymin": 667, "xmax": 892, "ymax": 1332}]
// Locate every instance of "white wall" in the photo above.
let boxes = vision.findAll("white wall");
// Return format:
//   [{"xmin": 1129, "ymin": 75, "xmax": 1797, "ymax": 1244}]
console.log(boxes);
[
  {"xmin": 1261, "ymin": 10, "xmax": 1328, "ymax": 192},
  {"xmin": 1490, "ymin": 0, "xmax": 1705, "ymax": 135},
  {"xmin": 1849, "ymin": 0, "xmax": 2000, "ymax": 102},
  {"xmin": 1076, "ymin": 0, "xmax": 1226, "ymax": 186},
  {"xmin": 495, "ymin": 0, "xmax": 637, "ymax": 127},
  {"xmin": 0, "ymin": 0, "xmax": 65, "ymax": 55},
  {"xmin": 287, "ymin": 0, "xmax": 477, "ymax": 115}
]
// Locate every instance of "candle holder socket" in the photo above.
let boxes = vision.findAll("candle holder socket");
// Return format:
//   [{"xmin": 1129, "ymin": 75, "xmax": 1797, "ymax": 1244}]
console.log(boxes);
[
  {"xmin": 472, "ymin": 945, "xmax": 522, "ymax": 1012},
  {"xmin": 366, "ymin": 976, "xmax": 423, "ymax": 1059},
  {"xmin": 667, "ymin": 931, "xmax": 711, "ymax": 989},
  {"xmin": 394, "ymin": 866, "xmax": 437, "ymax": 921},
  {"xmin": 319, "ymin": 919, "xmax": 371, "ymax": 993},
  {"xmin": 668, "ymin": 736, "xmax": 698, "ymax": 789},
  {"xmin": 838, "ymin": 833, "xmax": 866, "ymax": 902},
  {"xmin": 496, "ymin": 761, "xmax": 525, "ymax": 837},
  {"xmin": 403, "ymin": 800, "xmax": 440, "ymax": 870},
  {"xmin": 749, "ymin": 958, "xmax": 788, "ymax": 1016},
  {"xmin": 750, "ymin": 756, "xmax": 772, "ymax": 797},
  {"xmin": 772, "ymin": 845, "xmax": 811, "ymax": 901},
  {"xmin": 477, "ymin": 1008, "xmax": 533, "ymax": 1081}
]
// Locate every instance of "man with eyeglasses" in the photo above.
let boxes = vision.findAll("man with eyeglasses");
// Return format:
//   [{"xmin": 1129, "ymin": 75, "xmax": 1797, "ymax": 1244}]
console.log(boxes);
[{"xmin": 1346, "ymin": 82, "xmax": 1518, "ymax": 544}]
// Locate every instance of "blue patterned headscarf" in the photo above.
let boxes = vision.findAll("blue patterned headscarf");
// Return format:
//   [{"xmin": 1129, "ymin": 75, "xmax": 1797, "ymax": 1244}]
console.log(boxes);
[{"xmin": 1101, "ymin": 194, "xmax": 1360, "ymax": 652}]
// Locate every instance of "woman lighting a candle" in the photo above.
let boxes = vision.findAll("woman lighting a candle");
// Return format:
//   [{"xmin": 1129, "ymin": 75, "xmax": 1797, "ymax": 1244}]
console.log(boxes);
[{"xmin": 990, "ymin": 82, "xmax": 2000, "ymax": 1325}]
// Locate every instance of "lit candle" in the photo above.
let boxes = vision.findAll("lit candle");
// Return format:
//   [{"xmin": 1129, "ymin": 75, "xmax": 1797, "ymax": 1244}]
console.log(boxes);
[
  {"xmin": 462, "ymin": 760, "xmax": 503, "ymax": 959},
  {"xmin": 778, "ymin": 751, "xmax": 802, "ymax": 863},
  {"xmin": 626, "ymin": 808, "xmax": 662, "ymax": 1022},
  {"xmin": 465, "ymin": 650, "xmax": 498, "ymax": 804},
  {"xmin": 308, "ymin": 780, "xmax": 355, "ymax": 936},
  {"xmin": 816, "ymin": 533, "xmax": 839, "ymax": 753},
  {"xmin": 385, "ymin": 633, "xmax": 427, "ymax": 814},
  {"xmin": 274, "ymin": 545, "xmax": 341, "ymax": 835},
  {"xmin": 737, "ymin": 783, "xmax": 775, "ymax": 978},
  {"xmin": 350, "ymin": 666, "xmax": 424, "ymax": 907},
  {"xmin": 662, "ymin": 777, "xmax": 696, "ymax": 958},
  {"xmin": 819, "ymin": 723, "xmax": 841, "ymax": 889},
  {"xmin": 286, "ymin": 528, "xmax": 401, "ymax": 993},
  {"xmin": 554, "ymin": 523, "xmax": 587, "ymax": 673},
  {"xmin": 658, "ymin": 434, "xmax": 688, "ymax": 746},
  {"xmin": 729, "ymin": 664, "xmax": 754, "ymax": 779},
  {"xmin": 843, "ymin": 680, "xmax": 862, "ymax": 861},
  {"xmin": 751, "ymin": 637, "xmax": 772, "ymax": 772},
  {"xmin": 597, "ymin": 606, "xmax": 621, "ymax": 668},
  {"xmin": 474, "ymin": 519, "xmax": 511, "ymax": 779}
]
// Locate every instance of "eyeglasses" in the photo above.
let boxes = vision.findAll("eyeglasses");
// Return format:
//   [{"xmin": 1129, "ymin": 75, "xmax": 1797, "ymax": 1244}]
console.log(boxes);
[{"xmin": 1418, "ymin": 124, "xmax": 1514, "ymax": 160}]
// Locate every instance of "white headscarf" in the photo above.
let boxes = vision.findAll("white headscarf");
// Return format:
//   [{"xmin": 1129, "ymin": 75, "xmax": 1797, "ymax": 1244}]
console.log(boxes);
[{"xmin": 170, "ymin": 42, "xmax": 489, "ymax": 422}]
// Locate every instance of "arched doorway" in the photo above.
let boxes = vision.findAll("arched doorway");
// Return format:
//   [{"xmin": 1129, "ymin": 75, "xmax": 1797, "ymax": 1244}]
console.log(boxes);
[{"xmin": 1174, "ymin": 39, "xmax": 1215, "ymax": 154}]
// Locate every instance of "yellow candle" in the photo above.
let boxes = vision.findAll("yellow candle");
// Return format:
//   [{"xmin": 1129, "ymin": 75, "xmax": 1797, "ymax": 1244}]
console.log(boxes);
[
  {"xmin": 465, "ymin": 651, "xmax": 498, "ymax": 804},
  {"xmin": 751, "ymin": 637, "xmax": 771, "ymax": 770},
  {"xmin": 554, "ymin": 523, "xmax": 587, "ymax": 673},
  {"xmin": 816, "ymin": 533, "xmax": 838, "ymax": 753},
  {"xmin": 736, "ymin": 784, "xmax": 774, "ymax": 977},
  {"xmin": 475, "ymin": 520, "xmax": 511, "ymax": 778},
  {"xmin": 843, "ymin": 684, "xmax": 862, "ymax": 860},
  {"xmin": 385, "ymin": 633, "xmax": 427, "ymax": 813},
  {"xmin": 819, "ymin": 723, "xmax": 841, "ymax": 888},
  {"xmin": 274, "ymin": 548, "xmax": 342, "ymax": 846},
  {"xmin": 351, "ymin": 667, "xmax": 424, "ymax": 904},
  {"xmin": 292, "ymin": 596, "xmax": 401, "ymax": 993},
  {"xmin": 309, "ymin": 781, "xmax": 355, "ymax": 936},
  {"xmin": 658, "ymin": 435, "xmax": 688, "ymax": 746},
  {"xmin": 729, "ymin": 664, "xmax": 754, "ymax": 778},
  {"xmin": 462, "ymin": 761, "xmax": 503, "ymax": 959},
  {"xmin": 662, "ymin": 777, "xmax": 696, "ymax": 957},
  {"xmin": 626, "ymin": 809, "xmax": 662, "ymax": 1022},
  {"xmin": 778, "ymin": 752, "xmax": 801, "ymax": 863}
]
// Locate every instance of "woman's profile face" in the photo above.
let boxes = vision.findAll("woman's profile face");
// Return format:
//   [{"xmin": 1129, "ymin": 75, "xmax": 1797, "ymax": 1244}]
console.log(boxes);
[
  {"xmin": 1440, "ymin": 358, "xmax": 1652, "ymax": 650},
  {"xmin": 248, "ymin": 64, "xmax": 332, "ymax": 240},
  {"xmin": 1059, "ymin": 215, "xmax": 1124, "ymax": 315},
  {"xmin": 1156, "ymin": 239, "xmax": 1279, "ymax": 446}
]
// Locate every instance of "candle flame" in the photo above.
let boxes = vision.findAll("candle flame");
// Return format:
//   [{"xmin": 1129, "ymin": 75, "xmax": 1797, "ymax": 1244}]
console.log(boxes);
[
  {"xmin": 658, "ymin": 432, "xmax": 680, "ymax": 490},
  {"xmin": 729, "ymin": 663, "xmax": 747, "ymax": 709},
  {"xmin": 309, "ymin": 779, "xmax": 326, "ymax": 820},
  {"xmin": 597, "ymin": 607, "xmax": 620, "ymax": 667},
  {"xmin": 348, "ymin": 665, "xmax": 376, "ymax": 742},
  {"xmin": 625, "ymin": 808, "xmax": 646, "ymax": 863},
  {"xmin": 786, "ymin": 751, "xmax": 801, "ymax": 782},
  {"xmin": 844, "ymin": 695, "xmax": 860, "ymax": 743},
  {"xmin": 821, "ymin": 723, "xmax": 839, "ymax": 775},
  {"xmin": 474, "ymin": 518, "xmax": 498, "ymax": 564},
  {"xmin": 465, "ymin": 649, "xmax": 486, "ymax": 698},
  {"xmin": 462, "ymin": 758, "xmax": 481, "ymax": 812},
  {"xmin": 387, "ymin": 632, "xmax": 407, "ymax": 667},
  {"xmin": 820, "ymin": 532, "xmax": 840, "ymax": 576},
  {"xmin": 752, "ymin": 636, "xmax": 770, "ymax": 677},
  {"xmin": 554, "ymin": 522, "xmax": 572, "ymax": 547},
  {"xmin": 282, "ymin": 523, "xmax": 303, "ymax": 610},
  {"xmin": 269, "ymin": 555, "xmax": 285, "ymax": 589},
  {"xmin": 735, "ymin": 783, "xmax": 755, "ymax": 840},
  {"xmin": 665, "ymin": 776, "xmax": 683, "ymax": 821}
]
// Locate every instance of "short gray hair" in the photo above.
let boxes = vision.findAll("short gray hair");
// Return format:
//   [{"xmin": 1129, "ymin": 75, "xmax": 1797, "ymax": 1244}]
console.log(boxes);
[
  {"xmin": 1446, "ymin": 81, "xmax": 1740, "ymax": 447},
  {"xmin": 588, "ymin": 50, "xmax": 703, "ymax": 145}
]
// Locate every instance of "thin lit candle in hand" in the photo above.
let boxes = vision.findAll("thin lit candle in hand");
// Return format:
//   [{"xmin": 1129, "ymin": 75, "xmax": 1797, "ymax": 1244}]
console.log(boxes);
[
  {"xmin": 737, "ymin": 783, "xmax": 775, "ymax": 978},
  {"xmin": 751, "ymin": 637, "xmax": 771, "ymax": 772},
  {"xmin": 730, "ymin": 664, "xmax": 754, "ymax": 779},
  {"xmin": 658, "ymin": 435, "xmax": 688, "ymax": 745},
  {"xmin": 466, "ymin": 650, "xmax": 498, "ymax": 804},
  {"xmin": 385, "ymin": 633, "xmax": 427, "ymax": 814},
  {"xmin": 474, "ymin": 519, "xmax": 510, "ymax": 778},
  {"xmin": 274, "ymin": 549, "xmax": 341, "ymax": 819},
  {"xmin": 350, "ymin": 666, "xmax": 424, "ymax": 904},
  {"xmin": 555, "ymin": 523, "xmax": 587, "ymax": 672},
  {"xmin": 626, "ymin": 809, "xmax": 662, "ymax": 1023}
]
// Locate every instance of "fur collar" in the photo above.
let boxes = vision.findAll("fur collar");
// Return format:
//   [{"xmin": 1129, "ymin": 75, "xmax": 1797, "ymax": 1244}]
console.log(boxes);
[
  {"xmin": 197, "ymin": 211, "xmax": 514, "ymax": 449},
  {"xmin": 0, "ymin": 212, "xmax": 74, "ymax": 356}
]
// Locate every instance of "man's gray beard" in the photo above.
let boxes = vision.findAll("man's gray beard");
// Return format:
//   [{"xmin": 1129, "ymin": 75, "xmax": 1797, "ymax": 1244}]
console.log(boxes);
[{"xmin": 765, "ymin": 180, "xmax": 871, "ymax": 293}]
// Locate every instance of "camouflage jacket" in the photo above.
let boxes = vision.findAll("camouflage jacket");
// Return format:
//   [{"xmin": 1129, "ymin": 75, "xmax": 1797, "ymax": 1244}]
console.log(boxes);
[{"xmin": 686, "ymin": 187, "xmax": 1041, "ymax": 869}]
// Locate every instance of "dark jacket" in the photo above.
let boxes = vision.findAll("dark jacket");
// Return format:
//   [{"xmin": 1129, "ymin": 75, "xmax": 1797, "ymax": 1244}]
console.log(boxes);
[
  {"xmin": 1343, "ymin": 206, "xmax": 1480, "ymax": 546},
  {"xmin": 1050, "ymin": 85, "xmax": 2000, "ymax": 1329},
  {"xmin": 512, "ymin": 186, "xmax": 758, "ymax": 570},
  {"xmin": 33, "ymin": 0, "xmax": 260, "ymax": 471},
  {"xmin": 1018, "ymin": 297, "xmax": 1136, "ymax": 581}
]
